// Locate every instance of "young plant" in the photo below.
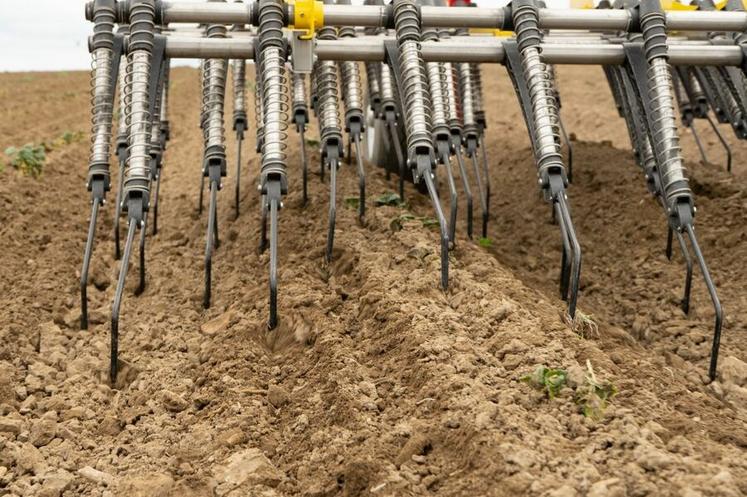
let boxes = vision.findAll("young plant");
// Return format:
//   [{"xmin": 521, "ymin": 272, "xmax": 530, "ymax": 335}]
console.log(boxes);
[
  {"xmin": 521, "ymin": 365, "xmax": 568, "ymax": 399},
  {"xmin": 563, "ymin": 310, "xmax": 600, "ymax": 339},
  {"xmin": 4, "ymin": 144, "xmax": 45, "ymax": 178},
  {"xmin": 478, "ymin": 237, "xmax": 493, "ymax": 248},
  {"xmin": 574, "ymin": 360, "xmax": 617, "ymax": 420},
  {"xmin": 375, "ymin": 192, "xmax": 403, "ymax": 207}
]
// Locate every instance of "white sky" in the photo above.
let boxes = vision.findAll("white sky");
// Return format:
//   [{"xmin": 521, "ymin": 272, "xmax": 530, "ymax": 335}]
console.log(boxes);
[{"xmin": 0, "ymin": 0, "xmax": 568, "ymax": 72}]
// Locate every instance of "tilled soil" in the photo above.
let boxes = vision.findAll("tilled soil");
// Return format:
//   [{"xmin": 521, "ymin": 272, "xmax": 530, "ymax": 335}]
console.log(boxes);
[{"xmin": 0, "ymin": 65, "xmax": 746, "ymax": 497}]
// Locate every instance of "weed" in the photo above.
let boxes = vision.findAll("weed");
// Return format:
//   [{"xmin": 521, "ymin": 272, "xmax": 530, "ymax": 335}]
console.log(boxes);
[
  {"xmin": 305, "ymin": 138, "xmax": 320, "ymax": 148},
  {"xmin": 574, "ymin": 360, "xmax": 617, "ymax": 420},
  {"xmin": 563, "ymin": 310, "xmax": 600, "ymax": 339},
  {"xmin": 421, "ymin": 217, "xmax": 439, "ymax": 228},
  {"xmin": 4, "ymin": 144, "xmax": 45, "ymax": 178},
  {"xmin": 521, "ymin": 365, "xmax": 568, "ymax": 399},
  {"xmin": 375, "ymin": 192, "xmax": 402, "ymax": 207},
  {"xmin": 478, "ymin": 237, "xmax": 493, "ymax": 248},
  {"xmin": 344, "ymin": 197, "xmax": 360, "ymax": 209},
  {"xmin": 390, "ymin": 213, "xmax": 416, "ymax": 232}
]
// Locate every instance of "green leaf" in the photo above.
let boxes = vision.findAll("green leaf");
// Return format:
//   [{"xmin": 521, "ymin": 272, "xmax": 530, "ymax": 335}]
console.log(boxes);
[
  {"xmin": 521, "ymin": 366, "xmax": 568, "ymax": 399},
  {"xmin": 305, "ymin": 138, "xmax": 320, "ymax": 148},
  {"xmin": 4, "ymin": 147, "xmax": 17, "ymax": 156},
  {"xmin": 374, "ymin": 192, "xmax": 402, "ymax": 207},
  {"xmin": 421, "ymin": 217, "xmax": 439, "ymax": 228},
  {"xmin": 344, "ymin": 197, "xmax": 360, "ymax": 209},
  {"xmin": 389, "ymin": 214, "xmax": 416, "ymax": 232},
  {"xmin": 478, "ymin": 237, "xmax": 492, "ymax": 248}
]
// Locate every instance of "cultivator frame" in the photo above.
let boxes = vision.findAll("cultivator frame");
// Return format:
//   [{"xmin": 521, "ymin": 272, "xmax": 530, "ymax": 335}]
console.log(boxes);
[{"xmin": 82, "ymin": 0, "xmax": 747, "ymax": 384}]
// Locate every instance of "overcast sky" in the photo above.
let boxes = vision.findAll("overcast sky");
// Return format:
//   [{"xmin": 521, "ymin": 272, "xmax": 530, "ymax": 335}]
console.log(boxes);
[{"xmin": 0, "ymin": 0, "xmax": 568, "ymax": 72}]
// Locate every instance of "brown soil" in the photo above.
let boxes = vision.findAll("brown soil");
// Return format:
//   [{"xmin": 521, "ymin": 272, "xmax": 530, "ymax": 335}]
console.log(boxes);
[{"xmin": 0, "ymin": 65, "xmax": 745, "ymax": 497}]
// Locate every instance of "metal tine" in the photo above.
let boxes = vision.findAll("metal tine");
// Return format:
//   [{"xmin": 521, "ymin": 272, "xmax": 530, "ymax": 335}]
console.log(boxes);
[
  {"xmin": 81, "ymin": 3, "xmax": 123, "ymax": 329},
  {"xmin": 150, "ymin": 57, "xmax": 169, "ymax": 236},
  {"xmin": 556, "ymin": 193, "xmax": 581, "ymax": 316},
  {"xmin": 437, "ymin": 140, "xmax": 458, "ymax": 247},
  {"xmin": 232, "ymin": 59, "xmax": 248, "ymax": 219},
  {"xmin": 268, "ymin": 185, "xmax": 280, "ymax": 329},
  {"xmin": 326, "ymin": 148, "xmax": 339, "ymax": 263},
  {"xmin": 113, "ymin": 33, "xmax": 130, "ymax": 261},
  {"xmin": 200, "ymin": 20, "xmax": 229, "ymax": 307},
  {"xmin": 394, "ymin": 0, "xmax": 449, "ymax": 288},
  {"xmin": 471, "ymin": 60, "xmax": 492, "ymax": 230},
  {"xmin": 338, "ymin": 4, "xmax": 367, "ymax": 221},
  {"xmin": 453, "ymin": 136, "xmax": 474, "ymax": 239},
  {"xmin": 111, "ymin": 219, "xmax": 138, "ymax": 384},
  {"xmin": 706, "ymin": 113, "xmax": 733, "ymax": 173},
  {"xmin": 557, "ymin": 118, "xmax": 573, "ymax": 182},
  {"xmin": 113, "ymin": 151, "xmax": 127, "ymax": 261},
  {"xmin": 291, "ymin": 71, "xmax": 310, "ymax": 204}
]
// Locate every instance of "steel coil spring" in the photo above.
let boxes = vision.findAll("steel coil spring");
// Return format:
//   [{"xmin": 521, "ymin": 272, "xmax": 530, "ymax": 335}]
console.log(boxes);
[
  {"xmin": 365, "ymin": 62, "xmax": 381, "ymax": 108},
  {"xmin": 427, "ymin": 61, "xmax": 448, "ymax": 132},
  {"xmin": 123, "ymin": 51, "xmax": 152, "ymax": 192},
  {"xmin": 444, "ymin": 62, "xmax": 461, "ymax": 131},
  {"xmin": 160, "ymin": 62, "xmax": 170, "ymax": 126},
  {"xmin": 315, "ymin": 60, "xmax": 343, "ymax": 146},
  {"xmin": 394, "ymin": 0, "xmax": 433, "ymax": 155},
  {"xmin": 232, "ymin": 60, "xmax": 247, "ymax": 116},
  {"xmin": 259, "ymin": 46, "xmax": 289, "ymax": 178},
  {"xmin": 646, "ymin": 59, "xmax": 689, "ymax": 200},
  {"xmin": 513, "ymin": 2, "xmax": 563, "ymax": 180},
  {"xmin": 292, "ymin": 71, "xmax": 307, "ymax": 113},
  {"xmin": 200, "ymin": 60, "xmax": 209, "ymax": 130},
  {"xmin": 340, "ymin": 61, "xmax": 364, "ymax": 121},
  {"xmin": 254, "ymin": 62, "xmax": 265, "ymax": 150},
  {"xmin": 457, "ymin": 63, "xmax": 476, "ymax": 130},
  {"xmin": 116, "ymin": 54, "xmax": 129, "ymax": 146},
  {"xmin": 202, "ymin": 58, "xmax": 228, "ymax": 155},
  {"xmin": 89, "ymin": 47, "xmax": 115, "ymax": 181},
  {"xmin": 717, "ymin": 67, "xmax": 746, "ymax": 123},
  {"xmin": 149, "ymin": 72, "xmax": 163, "ymax": 157},
  {"xmin": 380, "ymin": 63, "xmax": 395, "ymax": 106},
  {"xmin": 470, "ymin": 63, "xmax": 485, "ymax": 124}
]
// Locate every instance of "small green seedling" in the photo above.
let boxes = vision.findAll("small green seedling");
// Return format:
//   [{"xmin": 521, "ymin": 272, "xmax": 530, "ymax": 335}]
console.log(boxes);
[
  {"xmin": 421, "ymin": 217, "xmax": 439, "ymax": 228},
  {"xmin": 375, "ymin": 192, "xmax": 403, "ymax": 207},
  {"xmin": 60, "ymin": 131, "xmax": 84, "ymax": 145},
  {"xmin": 305, "ymin": 138, "xmax": 320, "ymax": 148},
  {"xmin": 390, "ymin": 213, "xmax": 416, "ymax": 232},
  {"xmin": 575, "ymin": 360, "xmax": 617, "ymax": 420},
  {"xmin": 344, "ymin": 197, "xmax": 360, "ymax": 209},
  {"xmin": 4, "ymin": 144, "xmax": 45, "ymax": 178},
  {"xmin": 478, "ymin": 237, "xmax": 493, "ymax": 248},
  {"xmin": 521, "ymin": 366, "xmax": 568, "ymax": 399}
]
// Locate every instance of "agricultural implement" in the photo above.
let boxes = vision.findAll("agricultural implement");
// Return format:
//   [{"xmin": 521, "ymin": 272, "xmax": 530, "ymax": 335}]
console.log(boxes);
[{"xmin": 82, "ymin": 0, "xmax": 746, "ymax": 384}]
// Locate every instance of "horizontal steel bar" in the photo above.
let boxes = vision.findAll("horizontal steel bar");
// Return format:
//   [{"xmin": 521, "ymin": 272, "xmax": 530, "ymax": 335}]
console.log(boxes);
[
  {"xmin": 153, "ymin": 2, "xmax": 747, "ymax": 32},
  {"xmin": 163, "ymin": 36, "xmax": 744, "ymax": 66}
]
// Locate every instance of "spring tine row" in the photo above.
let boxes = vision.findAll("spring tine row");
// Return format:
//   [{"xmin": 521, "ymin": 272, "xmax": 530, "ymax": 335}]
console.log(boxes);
[{"xmin": 83, "ymin": 0, "xmax": 743, "ymax": 382}]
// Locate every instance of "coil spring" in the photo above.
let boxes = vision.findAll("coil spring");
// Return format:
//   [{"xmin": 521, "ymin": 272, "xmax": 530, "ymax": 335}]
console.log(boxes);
[
  {"xmin": 394, "ymin": 0, "xmax": 433, "ymax": 155},
  {"xmin": 718, "ymin": 67, "xmax": 746, "ymax": 123},
  {"xmin": 444, "ymin": 62, "xmax": 461, "ymax": 130},
  {"xmin": 259, "ymin": 46, "xmax": 289, "ymax": 178},
  {"xmin": 200, "ymin": 60, "xmax": 209, "ymax": 130},
  {"xmin": 513, "ymin": 2, "xmax": 564, "ymax": 181},
  {"xmin": 380, "ymin": 63, "xmax": 395, "ymax": 105},
  {"xmin": 202, "ymin": 59, "xmax": 228, "ymax": 160},
  {"xmin": 340, "ymin": 61, "xmax": 364, "ymax": 121},
  {"xmin": 315, "ymin": 60, "xmax": 343, "ymax": 146},
  {"xmin": 292, "ymin": 71, "xmax": 307, "ymax": 111},
  {"xmin": 160, "ymin": 62, "xmax": 170, "ymax": 125},
  {"xmin": 123, "ymin": 51, "xmax": 152, "ymax": 192},
  {"xmin": 233, "ymin": 60, "xmax": 247, "ymax": 116},
  {"xmin": 149, "ymin": 69, "xmax": 163, "ymax": 157},
  {"xmin": 458, "ymin": 63, "xmax": 476, "ymax": 130},
  {"xmin": 89, "ymin": 47, "xmax": 115, "ymax": 181},
  {"xmin": 117, "ymin": 55, "xmax": 129, "ymax": 145},
  {"xmin": 427, "ymin": 61, "xmax": 448, "ymax": 131},
  {"xmin": 365, "ymin": 63, "xmax": 381, "ymax": 109},
  {"xmin": 470, "ymin": 63, "xmax": 485, "ymax": 124},
  {"xmin": 647, "ymin": 59, "xmax": 689, "ymax": 200},
  {"xmin": 254, "ymin": 62, "xmax": 265, "ymax": 151}
]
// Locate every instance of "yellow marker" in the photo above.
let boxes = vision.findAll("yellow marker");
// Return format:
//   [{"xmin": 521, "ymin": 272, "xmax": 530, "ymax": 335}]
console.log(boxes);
[
  {"xmin": 291, "ymin": 0, "xmax": 324, "ymax": 40},
  {"xmin": 661, "ymin": 0, "xmax": 698, "ymax": 10}
]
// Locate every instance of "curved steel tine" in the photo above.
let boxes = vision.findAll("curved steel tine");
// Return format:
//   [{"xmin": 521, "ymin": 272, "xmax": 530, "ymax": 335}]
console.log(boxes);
[
  {"xmin": 469, "ymin": 149, "xmax": 489, "ymax": 239},
  {"xmin": 454, "ymin": 142, "xmax": 473, "ymax": 239},
  {"xmin": 674, "ymin": 229, "xmax": 693, "ymax": 315},
  {"xmin": 557, "ymin": 193, "xmax": 582, "ymax": 318},
  {"xmin": 300, "ymin": 128, "xmax": 308, "ymax": 205},
  {"xmin": 151, "ymin": 165, "xmax": 162, "ymax": 236},
  {"xmin": 80, "ymin": 198, "xmax": 102, "ymax": 330},
  {"xmin": 353, "ymin": 134, "xmax": 366, "ymax": 222},
  {"xmin": 558, "ymin": 117, "xmax": 574, "ymax": 183},
  {"xmin": 478, "ymin": 134, "xmax": 491, "ymax": 227},
  {"xmin": 388, "ymin": 116, "xmax": 406, "ymax": 200},
  {"xmin": 438, "ymin": 141, "xmax": 458, "ymax": 248},
  {"xmin": 259, "ymin": 194, "xmax": 268, "ymax": 253},
  {"xmin": 235, "ymin": 133, "xmax": 243, "ymax": 219},
  {"xmin": 113, "ymin": 154, "xmax": 126, "ymax": 260},
  {"xmin": 111, "ymin": 220, "xmax": 138, "ymax": 385},
  {"xmin": 136, "ymin": 220, "xmax": 147, "ymax": 295},
  {"xmin": 326, "ymin": 149, "xmax": 339, "ymax": 263},
  {"xmin": 268, "ymin": 185, "xmax": 281, "ymax": 330},
  {"xmin": 347, "ymin": 135, "xmax": 352, "ymax": 167},
  {"xmin": 684, "ymin": 224, "xmax": 724, "ymax": 381},
  {"xmin": 666, "ymin": 225, "xmax": 674, "ymax": 261},
  {"xmin": 706, "ymin": 113, "xmax": 733, "ymax": 173},
  {"xmin": 198, "ymin": 172, "xmax": 206, "ymax": 214},
  {"xmin": 422, "ymin": 160, "xmax": 450, "ymax": 290},
  {"xmin": 204, "ymin": 180, "xmax": 218, "ymax": 309},
  {"xmin": 554, "ymin": 201, "xmax": 572, "ymax": 301},
  {"xmin": 689, "ymin": 120, "xmax": 709, "ymax": 166}
]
